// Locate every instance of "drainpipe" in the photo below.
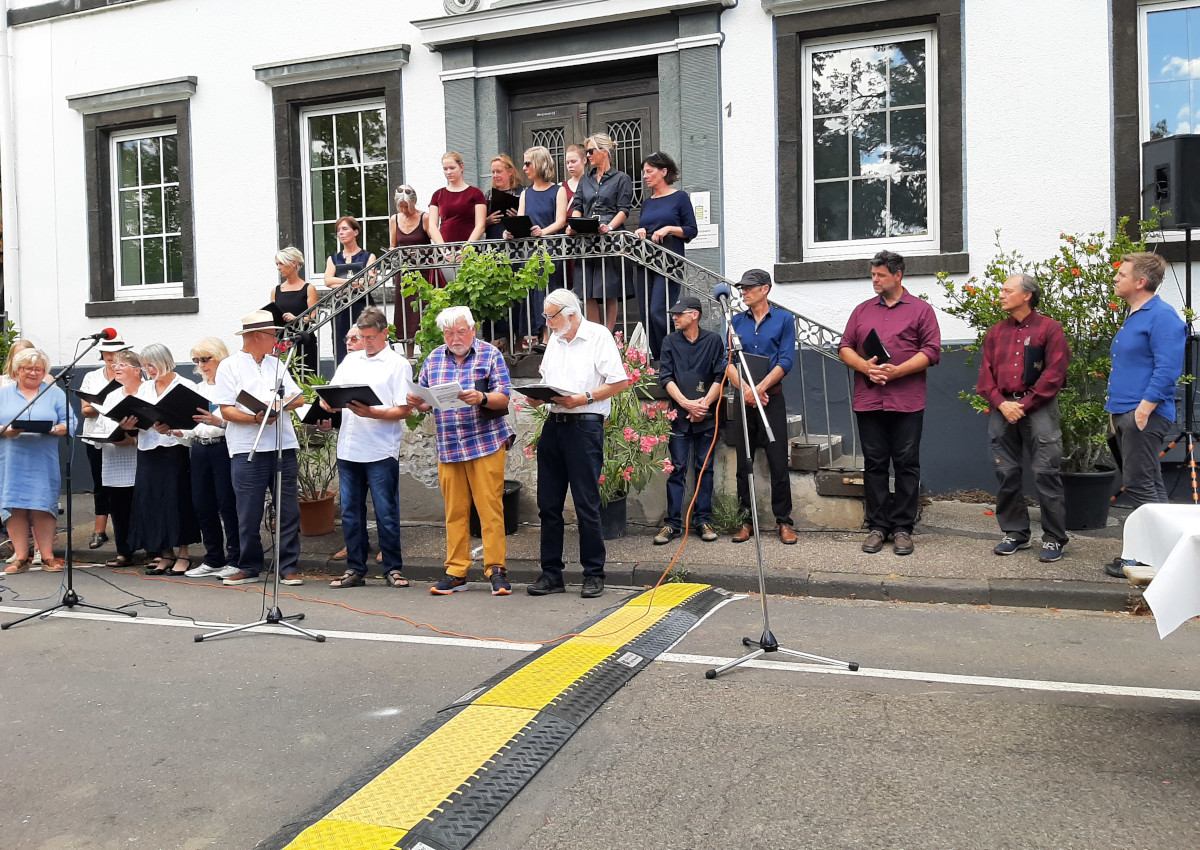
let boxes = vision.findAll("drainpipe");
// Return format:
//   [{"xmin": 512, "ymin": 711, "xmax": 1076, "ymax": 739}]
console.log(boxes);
[{"xmin": 0, "ymin": 3, "xmax": 21, "ymax": 331}]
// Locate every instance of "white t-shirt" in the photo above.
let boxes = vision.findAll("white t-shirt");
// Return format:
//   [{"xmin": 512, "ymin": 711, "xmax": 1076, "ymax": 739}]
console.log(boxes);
[
  {"xmin": 329, "ymin": 346, "xmax": 413, "ymax": 463},
  {"xmin": 99, "ymin": 385, "xmax": 138, "ymax": 487},
  {"xmin": 540, "ymin": 318, "xmax": 626, "ymax": 416},
  {"xmin": 214, "ymin": 350, "xmax": 301, "ymax": 456},
  {"xmin": 136, "ymin": 374, "xmax": 194, "ymax": 450}
]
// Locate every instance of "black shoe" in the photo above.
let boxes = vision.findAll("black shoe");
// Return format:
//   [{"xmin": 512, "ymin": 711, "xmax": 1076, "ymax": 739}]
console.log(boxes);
[
  {"xmin": 1038, "ymin": 540, "xmax": 1065, "ymax": 563},
  {"xmin": 993, "ymin": 535, "xmax": 1031, "ymax": 556},
  {"xmin": 527, "ymin": 574, "xmax": 566, "ymax": 596},
  {"xmin": 1105, "ymin": 557, "xmax": 1134, "ymax": 579},
  {"xmin": 580, "ymin": 576, "xmax": 605, "ymax": 598}
]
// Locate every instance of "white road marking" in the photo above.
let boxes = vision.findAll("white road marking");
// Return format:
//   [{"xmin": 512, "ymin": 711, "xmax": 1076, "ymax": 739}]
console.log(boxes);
[{"xmin": 5, "ymin": 601, "xmax": 1198, "ymax": 702}]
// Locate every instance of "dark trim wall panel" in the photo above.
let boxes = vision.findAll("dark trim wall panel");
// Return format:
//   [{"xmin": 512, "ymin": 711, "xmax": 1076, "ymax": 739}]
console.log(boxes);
[
  {"xmin": 774, "ymin": 0, "xmax": 965, "ymax": 281},
  {"xmin": 82, "ymin": 99, "xmax": 197, "ymax": 318},
  {"xmin": 1112, "ymin": 0, "xmax": 1141, "ymax": 226},
  {"xmin": 9, "ymin": 0, "xmax": 149, "ymax": 27},
  {"xmin": 270, "ymin": 72, "xmax": 404, "ymax": 257}
]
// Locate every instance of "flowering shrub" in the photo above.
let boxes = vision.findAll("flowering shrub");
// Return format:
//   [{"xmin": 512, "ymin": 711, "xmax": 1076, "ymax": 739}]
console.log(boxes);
[
  {"xmin": 936, "ymin": 216, "xmax": 1166, "ymax": 473},
  {"xmin": 524, "ymin": 331, "xmax": 674, "ymax": 505}
]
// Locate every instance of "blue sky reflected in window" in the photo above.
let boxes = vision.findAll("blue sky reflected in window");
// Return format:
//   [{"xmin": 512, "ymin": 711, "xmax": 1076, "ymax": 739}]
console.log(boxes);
[{"xmin": 1147, "ymin": 7, "xmax": 1200, "ymax": 137}]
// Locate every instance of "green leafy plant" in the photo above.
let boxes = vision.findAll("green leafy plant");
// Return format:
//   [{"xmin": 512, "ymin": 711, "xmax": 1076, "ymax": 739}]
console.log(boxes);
[
  {"xmin": 0, "ymin": 318, "xmax": 17, "ymax": 368},
  {"xmin": 710, "ymin": 491, "xmax": 749, "ymax": 535},
  {"xmin": 522, "ymin": 332, "xmax": 673, "ymax": 506},
  {"xmin": 936, "ymin": 215, "xmax": 1174, "ymax": 473},
  {"xmin": 279, "ymin": 340, "xmax": 338, "ymax": 501}
]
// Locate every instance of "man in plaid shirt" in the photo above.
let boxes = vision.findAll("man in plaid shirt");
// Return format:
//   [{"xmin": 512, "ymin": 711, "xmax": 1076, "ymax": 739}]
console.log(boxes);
[{"xmin": 408, "ymin": 306, "xmax": 516, "ymax": 595}]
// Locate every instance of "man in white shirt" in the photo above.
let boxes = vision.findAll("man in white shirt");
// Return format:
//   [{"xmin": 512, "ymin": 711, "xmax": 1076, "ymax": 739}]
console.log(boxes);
[
  {"xmin": 214, "ymin": 310, "xmax": 306, "ymax": 586},
  {"xmin": 525, "ymin": 288, "xmax": 628, "ymax": 598},
  {"xmin": 320, "ymin": 307, "xmax": 412, "ymax": 589}
]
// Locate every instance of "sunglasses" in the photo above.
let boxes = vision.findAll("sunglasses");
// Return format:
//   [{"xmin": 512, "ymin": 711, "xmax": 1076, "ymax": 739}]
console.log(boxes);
[
  {"xmin": 191, "ymin": 356, "xmax": 213, "ymax": 364},
  {"xmin": 523, "ymin": 160, "xmax": 532, "ymax": 167},
  {"xmin": 586, "ymin": 148, "xmax": 597, "ymax": 155}
]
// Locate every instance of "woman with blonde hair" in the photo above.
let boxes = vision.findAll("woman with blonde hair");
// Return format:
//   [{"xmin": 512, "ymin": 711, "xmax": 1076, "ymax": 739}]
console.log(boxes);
[
  {"xmin": 182, "ymin": 337, "xmax": 241, "ymax": 579},
  {"xmin": 0, "ymin": 348, "xmax": 71, "ymax": 574},
  {"xmin": 122, "ymin": 343, "xmax": 199, "ymax": 575},
  {"xmin": 272, "ymin": 246, "xmax": 319, "ymax": 377},
  {"xmin": 100, "ymin": 349, "xmax": 143, "ymax": 568},
  {"xmin": 429, "ymin": 151, "xmax": 487, "ymax": 246},
  {"xmin": 79, "ymin": 334, "xmax": 133, "ymax": 549},
  {"xmin": 484, "ymin": 153, "xmax": 523, "ymax": 240},
  {"xmin": 507, "ymin": 145, "xmax": 567, "ymax": 343},
  {"xmin": 568, "ymin": 133, "xmax": 633, "ymax": 330}
]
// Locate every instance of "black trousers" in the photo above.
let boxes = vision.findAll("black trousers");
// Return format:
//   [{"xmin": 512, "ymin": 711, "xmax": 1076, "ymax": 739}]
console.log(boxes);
[
  {"xmin": 85, "ymin": 443, "xmax": 110, "ymax": 517},
  {"xmin": 988, "ymin": 401, "xmax": 1067, "ymax": 545},
  {"xmin": 856, "ymin": 409, "xmax": 923, "ymax": 535},
  {"xmin": 733, "ymin": 392, "xmax": 793, "ymax": 526}
]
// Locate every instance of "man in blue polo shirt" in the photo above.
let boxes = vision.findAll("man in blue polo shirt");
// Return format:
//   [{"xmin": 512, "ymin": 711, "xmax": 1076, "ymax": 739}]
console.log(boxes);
[{"xmin": 725, "ymin": 269, "xmax": 797, "ymax": 545}]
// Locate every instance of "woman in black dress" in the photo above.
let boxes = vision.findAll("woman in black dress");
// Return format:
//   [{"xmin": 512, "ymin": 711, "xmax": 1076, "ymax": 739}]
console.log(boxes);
[
  {"xmin": 568, "ymin": 133, "xmax": 633, "ymax": 331},
  {"xmin": 272, "ymin": 247, "xmax": 319, "ymax": 378},
  {"xmin": 323, "ymin": 215, "xmax": 377, "ymax": 364}
]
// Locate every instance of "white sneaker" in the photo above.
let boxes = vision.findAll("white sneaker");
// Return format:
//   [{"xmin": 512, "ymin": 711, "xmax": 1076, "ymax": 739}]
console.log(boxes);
[
  {"xmin": 216, "ymin": 564, "xmax": 241, "ymax": 579},
  {"xmin": 185, "ymin": 563, "xmax": 224, "ymax": 577},
  {"xmin": 32, "ymin": 549, "xmax": 43, "ymax": 565}
]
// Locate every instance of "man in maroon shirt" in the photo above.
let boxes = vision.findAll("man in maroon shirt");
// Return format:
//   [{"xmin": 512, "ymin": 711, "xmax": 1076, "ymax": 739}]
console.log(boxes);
[
  {"xmin": 839, "ymin": 251, "xmax": 941, "ymax": 556},
  {"xmin": 976, "ymin": 273, "xmax": 1071, "ymax": 562}
]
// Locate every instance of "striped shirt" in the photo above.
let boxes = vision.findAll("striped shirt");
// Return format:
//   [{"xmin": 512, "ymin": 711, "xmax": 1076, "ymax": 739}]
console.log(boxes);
[{"xmin": 419, "ymin": 340, "xmax": 515, "ymax": 463}]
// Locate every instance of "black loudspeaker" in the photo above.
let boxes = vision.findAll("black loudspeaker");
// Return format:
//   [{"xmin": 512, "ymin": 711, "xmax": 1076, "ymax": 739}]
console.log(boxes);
[{"xmin": 1142, "ymin": 135, "xmax": 1200, "ymax": 229}]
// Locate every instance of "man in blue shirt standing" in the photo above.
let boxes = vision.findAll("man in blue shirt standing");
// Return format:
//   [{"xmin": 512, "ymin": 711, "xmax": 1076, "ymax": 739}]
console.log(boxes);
[
  {"xmin": 725, "ymin": 269, "xmax": 798, "ymax": 545},
  {"xmin": 1105, "ymin": 253, "xmax": 1187, "ymax": 539}
]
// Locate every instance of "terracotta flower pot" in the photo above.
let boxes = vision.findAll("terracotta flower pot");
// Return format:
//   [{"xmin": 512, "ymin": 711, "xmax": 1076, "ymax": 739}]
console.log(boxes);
[{"xmin": 299, "ymin": 490, "xmax": 336, "ymax": 536}]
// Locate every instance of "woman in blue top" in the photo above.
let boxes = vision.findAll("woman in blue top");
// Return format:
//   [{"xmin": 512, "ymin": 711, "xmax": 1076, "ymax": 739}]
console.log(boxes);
[
  {"xmin": 635, "ymin": 151, "xmax": 698, "ymax": 358},
  {"xmin": 507, "ymin": 145, "xmax": 568, "ymax": 345},
  {"xmin": 1, "ymin": 348, "xmax": 71, "ymax": 574},
  {"xmin": 323, "ymin": 215, "xmax": 377, "ymax": 364}
]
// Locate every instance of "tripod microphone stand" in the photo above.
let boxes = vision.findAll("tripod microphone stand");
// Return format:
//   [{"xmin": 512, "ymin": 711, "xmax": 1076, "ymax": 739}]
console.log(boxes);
[
  {"xmin": 3, "ymin": 339, "xmax": 137, "ymax": 629},
  {"xmin": 196, "ymin": 344, "xmax": 323, "ymax": 643},
  {"xmin": 704, "ymin": 284, "xmax": 857, "ymax": 679},
  {"xmin": 1168, "ymin": 227, "xmax": 1199, "ymax": 502}
]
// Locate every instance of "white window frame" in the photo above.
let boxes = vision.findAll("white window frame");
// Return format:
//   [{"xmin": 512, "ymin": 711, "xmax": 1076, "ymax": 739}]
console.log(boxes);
[
  {"xmin": 299, "ymin": 99, "xmax": 389, "ymax": 284},
  {"xmin": 1137, "ymin": 0, "xmax": 1199, "ymax": 242},
  {"xmin": 801, "ymin": 26, "xmax": 940, "ymax": 261},
  {"xmin": 110, "ymin": 124, "xmax": 183, "ymax": 300}
]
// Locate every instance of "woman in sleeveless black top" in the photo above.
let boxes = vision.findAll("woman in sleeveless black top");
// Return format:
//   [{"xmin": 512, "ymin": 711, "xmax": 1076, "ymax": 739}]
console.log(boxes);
[
  {"xmin": 390, "ymin": 185, "xmax": 433, "ymax": 351},
  {"xmin": 323, "ymin": 215, "xmax": 377, "ymax": 364},
  {"xmin": 272, "ymin": 247, "xmax": 319, "ymax": 376}
]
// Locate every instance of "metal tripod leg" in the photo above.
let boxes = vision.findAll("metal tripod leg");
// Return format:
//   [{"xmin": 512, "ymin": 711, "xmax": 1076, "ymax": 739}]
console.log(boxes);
[
  {"xmin": 196, "ymin": 607, "xmax": 324, "ymax": 643},
  {"xmin": 705, "ymin": 630, "xmax": 858, "ymax": 679},
  {"xmin": 2, "ymin": 588, "xmax": 137, "ymax": 630}
]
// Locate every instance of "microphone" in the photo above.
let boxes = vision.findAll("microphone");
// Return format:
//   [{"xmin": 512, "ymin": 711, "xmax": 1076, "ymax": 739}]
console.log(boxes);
[
  {"xmin": 81, "ymin": 328, "xmax": 117, "ymax": 341},
  {"xmin": 713, "ymin": 283, "xmax": 732, "ymax": 308}
]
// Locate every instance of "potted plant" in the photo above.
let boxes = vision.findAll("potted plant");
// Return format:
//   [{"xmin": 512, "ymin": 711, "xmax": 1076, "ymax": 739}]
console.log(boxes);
[
  {"xmin": 936, "ymin": 214, "xmax": 1185, "ymax": 527},
  {"xmin": 522, "ymin": 331, "xmax": 674, "ymax": 538},
  {"xmin": 280, "ymin": 342, "xmax": 339, "ymax": 535}
]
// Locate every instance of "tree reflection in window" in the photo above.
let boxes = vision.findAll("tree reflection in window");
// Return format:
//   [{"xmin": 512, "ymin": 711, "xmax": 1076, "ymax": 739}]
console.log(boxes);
[{"xmin": 809, "ymin": 38, "xmax": 929, "ymax": 242}]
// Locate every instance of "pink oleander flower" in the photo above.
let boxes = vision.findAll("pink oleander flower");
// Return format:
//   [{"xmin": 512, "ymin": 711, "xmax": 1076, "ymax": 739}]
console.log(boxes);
[
  {"xmin": 522, "ymin": 445, "xmax": 535, "ymax": 459},
  {"xmin": 647, "ymin": 368, "xmax": 656, "ymax": 376},
  {"xmin": 598, "ymin": 474, "xmax": 606, "ymax": 484},
  {"xmin": 666, "ymin": 409, "xmax": 678, "ymax": 421},
  {"xmin": 623, "ymin": 426, "xmax": 637, "ymax": 442},
  {"xmin": 644, "ymin": 405, "xmax": 657, "ymax": 419},
  {"xmin": 628, "ymin": 368, "xmax": 642, "ymax": 381},
  {"xmin": 513, "ymin": 400, "xmax": 526, "ymax": 412},
  {"xmin": 622, "ymin": 466, "xmax": 633, "ymax": 481},
  {"xmin": 661, "ymin": 460, "xmax": 674, "ymax": 474},
  {"xmin": 639, "ymin": 435, "xmax": 659, "ymax": 454}
]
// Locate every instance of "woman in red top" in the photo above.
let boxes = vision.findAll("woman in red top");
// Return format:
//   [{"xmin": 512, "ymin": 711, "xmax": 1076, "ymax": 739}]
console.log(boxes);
[{"xmin": 428, "ymin": 151, "xmax": 487, "ymax": 245}]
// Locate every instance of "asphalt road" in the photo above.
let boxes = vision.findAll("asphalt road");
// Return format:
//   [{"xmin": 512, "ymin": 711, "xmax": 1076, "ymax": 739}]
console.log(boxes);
[{"xmin": 1, "ymin": 568, "xmax": 1198, "ymax": 849}]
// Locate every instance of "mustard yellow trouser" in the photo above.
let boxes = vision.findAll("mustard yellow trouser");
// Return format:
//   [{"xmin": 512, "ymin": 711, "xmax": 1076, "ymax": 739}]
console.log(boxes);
[{"xmin": 438, "ymin": 446, "xmax": 507, "ymax": 578}]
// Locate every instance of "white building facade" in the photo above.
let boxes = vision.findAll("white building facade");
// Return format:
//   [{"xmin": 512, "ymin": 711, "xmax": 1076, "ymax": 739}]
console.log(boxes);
[{"xmin": 0, "ymin": 0, "xmax": 1192, "ymax": 364}]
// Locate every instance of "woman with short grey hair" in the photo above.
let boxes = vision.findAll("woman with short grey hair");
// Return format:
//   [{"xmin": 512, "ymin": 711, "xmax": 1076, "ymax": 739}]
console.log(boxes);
[
  {"xmin": 272, "ymin": 246, "xmax": 319, "ymax": 377},
  {"xmin": 123, "ymin": 343, "xmax": 200, "ymax": 575},
  {"xmin": 568, "ymin": 133, "xmax": 633, "ymax": 331}
]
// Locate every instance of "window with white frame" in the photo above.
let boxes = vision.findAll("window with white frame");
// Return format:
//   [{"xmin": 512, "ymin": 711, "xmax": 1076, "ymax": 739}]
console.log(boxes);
[
  {"xmin": 112, "ymin": 126, "xmax": 183, "ymax": 298},
  {"xmin": 300, "ymin": 101, "xmax": 389, "ymax": 276},
  {"xmin": 802, "ymin": 29, "xmax": 938, "ymax": 259},
  {"xmin": 1141, "ymin": 1, "xmax": 1200, "ymax": 141}
]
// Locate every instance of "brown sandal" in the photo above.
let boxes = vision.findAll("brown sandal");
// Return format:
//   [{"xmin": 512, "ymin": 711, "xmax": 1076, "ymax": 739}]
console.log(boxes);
[
  {"xmin": 330, "ymin": 571, "xmax": 365, "ymax": 589},
  {"xmin": 42, "ymin": 558, "xmax": 65, "ymax": 573},
  {"xmin": 5, "ymin": 558, "xmax": 31, "ymax": 574}
]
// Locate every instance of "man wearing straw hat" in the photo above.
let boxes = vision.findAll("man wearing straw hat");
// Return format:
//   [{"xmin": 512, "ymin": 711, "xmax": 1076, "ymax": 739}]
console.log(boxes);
[{"xmin": 214, "ymin": 310, "xmax": 306, "ymax": 586}]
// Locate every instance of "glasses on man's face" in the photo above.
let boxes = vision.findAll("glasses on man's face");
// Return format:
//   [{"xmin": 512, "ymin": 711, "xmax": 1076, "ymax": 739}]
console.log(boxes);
[
  {"xmin": 442, "ymin": 326, "xmax": 474, "ymax": 338},
  {"xmin": 542, "ymin": 308, "xmax": 564, "ymax": 321},
  {"xmin": 358, "ymin": 331, "xmax": 382, "ymax": 342},
  {"xmin": 192, "ymin": 356, "xmax": 213, "ymax": 365}
]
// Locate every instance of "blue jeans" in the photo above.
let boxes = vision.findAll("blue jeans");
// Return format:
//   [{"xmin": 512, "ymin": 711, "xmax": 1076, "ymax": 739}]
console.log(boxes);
[
  {"xmin": 230, "ymin": 449, "xmax": 299, "ymax": 577},
  {"xmin": 537, "ymin": 416, "xmax": 605, "ymax": 579},
  {"xmin": 338, "ymin": 457, "xmax": 402, "ymax": 576},
  {"xmin": 192, "ymin": 441, "xmax": 241, "ymax": 567},
  {"xmin": 666, "ymin": 422, "xmax": 717, "ymax": 530}
]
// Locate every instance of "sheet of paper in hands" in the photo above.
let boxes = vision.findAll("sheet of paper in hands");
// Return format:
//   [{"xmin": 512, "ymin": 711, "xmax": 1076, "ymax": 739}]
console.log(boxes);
[
  {"xmin": 514, "ymin": 382, "xmax": 576, "ymax": 403},
  {"xmin": 411, "ymin": 382, "xmax": 469, "ymax": 411}
]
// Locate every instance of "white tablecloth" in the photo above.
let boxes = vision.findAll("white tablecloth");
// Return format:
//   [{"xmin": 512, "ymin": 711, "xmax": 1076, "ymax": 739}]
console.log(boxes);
[{"xmin": 1131, "ymin": 505, "xmax": 1200, "ymax": 638}]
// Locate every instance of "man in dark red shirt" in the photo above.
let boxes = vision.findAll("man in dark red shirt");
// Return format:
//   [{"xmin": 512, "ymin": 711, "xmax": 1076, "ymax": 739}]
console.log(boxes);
[
  {"xmin": 839, "ymin": 251, "xmax": 941, "ymax": 556},
  {"xmin": 976, "ymin": 273, "xmax": 1071, "ymax": 562}
]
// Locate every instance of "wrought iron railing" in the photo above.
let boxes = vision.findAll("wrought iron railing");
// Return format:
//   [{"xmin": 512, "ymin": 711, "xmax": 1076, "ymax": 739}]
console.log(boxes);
[{"xmin": 287, "ymin": 233, "xmax": 860, "ymax": 464}]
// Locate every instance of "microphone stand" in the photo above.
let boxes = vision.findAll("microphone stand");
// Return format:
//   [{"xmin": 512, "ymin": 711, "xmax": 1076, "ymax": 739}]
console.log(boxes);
[
  {"xmin": 196, "ymin": 344, "xmax": 323, "ymax": 643},
  {"xmin": 3, "ymin": 338, "xmax": 137, "ymax": 629},
  {"xmin": 705, "ymin": 291, "xmax": 857, "ymax": 679}
]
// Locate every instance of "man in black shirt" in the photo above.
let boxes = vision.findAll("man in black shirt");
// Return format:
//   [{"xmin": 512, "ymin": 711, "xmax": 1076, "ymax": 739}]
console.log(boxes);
[{"xmin": 655, "ymin": 296, "xmax": 727, "ymax": 544}]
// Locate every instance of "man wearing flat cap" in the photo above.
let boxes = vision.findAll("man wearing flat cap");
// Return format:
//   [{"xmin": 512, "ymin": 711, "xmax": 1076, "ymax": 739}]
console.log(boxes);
[
  {"xmin": 655, "ymin": 296, "xmax": 726, "ymax": 544},
  {"xmin": 725, "ymin": 269, "xmax": 798, "ymax": 545},
  {"xmin": 214, "ymin": 310, "xmax": 307, "ymax": 586}
]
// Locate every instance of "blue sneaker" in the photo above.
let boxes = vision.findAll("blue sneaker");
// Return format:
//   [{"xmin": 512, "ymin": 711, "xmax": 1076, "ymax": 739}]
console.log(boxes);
[
  {"xmin": 430, "ymin": 574, "xmax": 468, "ymax": 595},
  {"xmin": 993, "ymin": 535, "xmax": 1032, "ymax": 556}
]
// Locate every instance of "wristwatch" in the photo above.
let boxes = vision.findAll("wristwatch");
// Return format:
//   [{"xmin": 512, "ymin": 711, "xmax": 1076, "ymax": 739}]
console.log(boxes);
[
  {"xmin": 477, "ymin": 392, "xmax": 488, "ymax": 408},
  {"xmin": 585, "ymin": 391, "xmax": 595, "ymax": 404}
]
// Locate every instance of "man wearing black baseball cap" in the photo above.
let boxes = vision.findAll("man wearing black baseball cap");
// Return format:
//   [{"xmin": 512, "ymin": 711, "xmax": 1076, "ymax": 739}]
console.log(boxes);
[
  {"xmin": 655, "ymin": 296, "xmax": 727, "ymax": 545},
  {"xmin": 725, "ymin": 269, "xmax": 797, "ymax": 544}
]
